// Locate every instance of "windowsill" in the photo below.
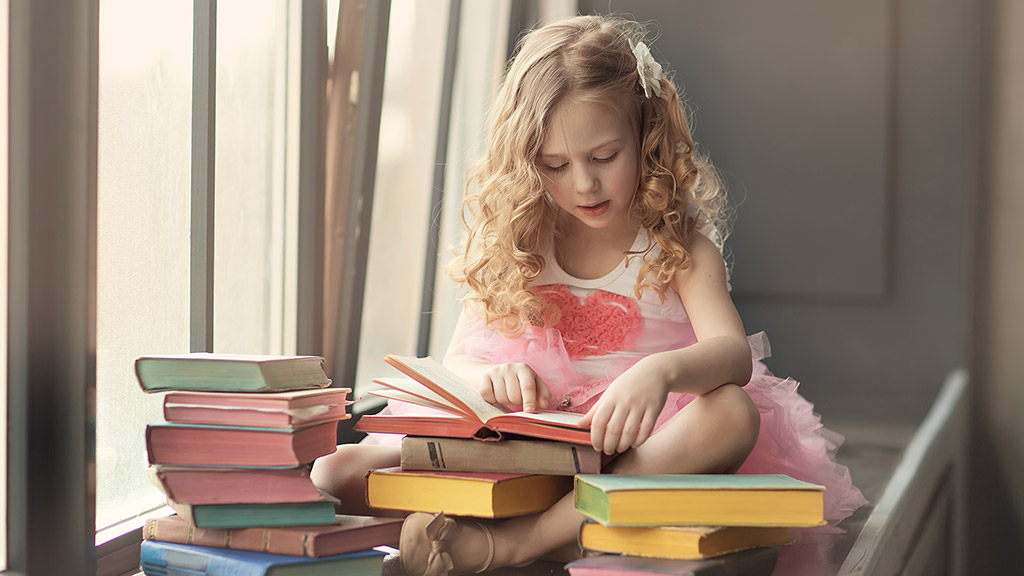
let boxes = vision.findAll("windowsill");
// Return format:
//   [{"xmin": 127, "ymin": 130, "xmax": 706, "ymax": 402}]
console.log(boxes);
[
  {"xmin": 96, "ymin": 505, "xmax": 172, "ymax": 576},
  {"xmin": 97, "ymin": 505, "xmax": 170, "ymax": 546}
]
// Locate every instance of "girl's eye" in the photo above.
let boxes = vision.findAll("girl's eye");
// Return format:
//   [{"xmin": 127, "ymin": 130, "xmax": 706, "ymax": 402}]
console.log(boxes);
[
  {"xmin": 594, "ymin": 152, "xmax": 618, "ymax": 164},
  {"xmin": 544, "ymin": 162, "xmax": 568, "ymax": 173}
]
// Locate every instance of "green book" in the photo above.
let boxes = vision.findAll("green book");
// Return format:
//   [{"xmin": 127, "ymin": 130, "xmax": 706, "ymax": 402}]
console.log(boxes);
[
  {"xmin": 135, "ymin": 353, "xmax": 329, "ymax": 393},
  {"xmin": 574, "ymin": 474, "xmax": 825, "ymax": 527},
  {"xmin": 167, "ymin": 499, "xmax": 339, "ymax": 529}
]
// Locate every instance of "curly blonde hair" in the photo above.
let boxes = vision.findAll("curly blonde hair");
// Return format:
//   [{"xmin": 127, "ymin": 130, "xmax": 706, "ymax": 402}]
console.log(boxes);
[{"xmin": 448, "ymin": 15, "xmax": 730, "ymax": 335}]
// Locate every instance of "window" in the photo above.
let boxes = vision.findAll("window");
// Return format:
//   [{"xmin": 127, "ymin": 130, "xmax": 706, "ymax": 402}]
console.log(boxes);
[
  {"xmin": 352, "ymin": 0, "xmax": 523, "ymax": 405},
  {"xmin": 353, "ymin": 0, "xmax": 452, "ymax": 399},
  {"xmin": 96, "ymin": 0, "xmax": 192, "ymax": 534},
  {"xmin": 96, "ymin": 0, "xmax": 300, "ymax": 538},
  {"xmin": 5, "ymin": 1, "xmax": 572, "ymax": 573}
]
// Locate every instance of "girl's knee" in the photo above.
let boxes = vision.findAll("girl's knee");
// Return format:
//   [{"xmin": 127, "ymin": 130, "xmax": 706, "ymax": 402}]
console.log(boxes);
[
  {"xmin": 705, "ymin": 383, "xmax": 760, "ymax": 450},
  {"xmin": 309, "ymin": 444, "xmax": 351, "ymax": 492},
  {"xmin": 310, "ymin": 443, "xmax": 403, "ymax": 515},
  {"xmin": 311, "ymin": 443, "xmax": 391, "ymax": 495}
]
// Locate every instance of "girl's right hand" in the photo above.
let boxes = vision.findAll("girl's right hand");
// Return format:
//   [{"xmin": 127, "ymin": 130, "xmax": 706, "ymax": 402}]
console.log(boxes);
[{"xmin": 479, "ymin": 363, "xmax": 552, "ymax": 413}]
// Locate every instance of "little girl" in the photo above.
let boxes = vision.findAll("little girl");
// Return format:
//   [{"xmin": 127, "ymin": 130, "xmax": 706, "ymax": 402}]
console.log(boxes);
[{"xmin": 312, "ymin": 14, "xmax": 867, "ymax": 575}]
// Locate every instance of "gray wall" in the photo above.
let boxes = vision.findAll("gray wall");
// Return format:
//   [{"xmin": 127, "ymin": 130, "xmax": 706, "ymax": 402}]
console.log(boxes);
[
  {"xmin": 580, "ymin": 0, "xmax": 1023, "ymax": 570},
  {"xmin": 580, "ymin": 0, "xmax": 974, "ymax": 423}
]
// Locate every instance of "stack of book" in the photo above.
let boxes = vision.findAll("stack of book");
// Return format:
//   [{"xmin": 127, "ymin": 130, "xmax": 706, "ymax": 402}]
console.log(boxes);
[
  {"xmin": 350, "ymin": 355, "xmax": 816, "ymax": 575},
  {"xmin": 135, "ymin": 353, "xmax": 401, "ymax": 576},
  {"xmin": 567, "ymin": 473, "xmax": 827, "ymax": 575},
  {"xmin": 355, "ymin": 354, "xmax": 602, "ymax": 520}
]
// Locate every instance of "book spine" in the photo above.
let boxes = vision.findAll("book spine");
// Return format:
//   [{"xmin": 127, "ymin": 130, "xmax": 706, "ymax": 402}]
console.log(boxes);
[
  {"xmin": 146, "ymin": 424, "xmax": 337, "ymax": 467},
  {"xmin": 401, "ymin": 436, "xmax": 601, "ymax": 475},
  {"xmin": 140, "ymin": 540, "xmax": 263, "ymax": 576},
  {"xmin": 144, "ymin": 518, "xmax": 313, "ymax": 557},
  {"xmin": 147, "ymin": 465, "xmax": 325, "ymax": 505}
]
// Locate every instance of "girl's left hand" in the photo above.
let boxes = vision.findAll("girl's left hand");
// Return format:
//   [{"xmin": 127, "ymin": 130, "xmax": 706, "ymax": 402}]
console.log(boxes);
[{"xmin": 578, "ymin": 370, "xmax": 667, "ymax": 454}]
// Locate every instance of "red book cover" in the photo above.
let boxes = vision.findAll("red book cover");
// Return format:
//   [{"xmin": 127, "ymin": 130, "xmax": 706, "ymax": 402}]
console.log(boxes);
[
  {"xmin": 147, "ymin": 465, "xmax": 326, "ymax": 505},
  {"xmin": 145, "ymin": 421, "xmax": 338, "ymax": 467},
  {"xmin": 356, "ymin": 355, "xmax": 590, "ymax": 445}
]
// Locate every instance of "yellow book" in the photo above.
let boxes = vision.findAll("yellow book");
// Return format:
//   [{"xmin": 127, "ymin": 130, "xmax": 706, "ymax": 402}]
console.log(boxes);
[
  {"xmin": 574, "ymin": 474, "xmax": 825, "ymax": 527},
  {"xmin": 365, "ymin": 467, "xmax": 572, "ymax": 518},
  {"xmin": 579, "ymin": 521, "xmax": 791, "ymax": 560}
]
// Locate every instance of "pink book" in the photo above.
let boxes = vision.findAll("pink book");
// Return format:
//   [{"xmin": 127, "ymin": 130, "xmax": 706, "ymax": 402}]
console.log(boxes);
[
  {"xmin": 147, "ymin": 465, "xmax": 328, "ymax": 505},
  {"xmin": 163, "ymin": 387, "xmax": 352, "ymax": 428},
  {"xmin": 564, "ymin": 547, "xmax": 779, "ymax": 576},
  {"xmin": 145, "ymin": 421, "xmax": 338, "ymax": 467}
]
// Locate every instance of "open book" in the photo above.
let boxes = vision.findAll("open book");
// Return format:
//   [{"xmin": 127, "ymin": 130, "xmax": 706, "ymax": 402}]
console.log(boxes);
[{"xmin": 354, "ymin": 355, "xmax": 591, "ymax": 445}]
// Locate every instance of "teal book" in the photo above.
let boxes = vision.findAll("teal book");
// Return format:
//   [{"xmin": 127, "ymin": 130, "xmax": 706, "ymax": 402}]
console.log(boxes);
[
  {"xmin": 139, "ymin": 540, "xmax": 385, "ymax": 576},
  {"xmin": 167, "ymin": 499, "xmax": 339, "ymax": 529},
  {"xmin": 574, "ymin": 474, "xmax": 825, "ymax": 527},
  {"xmin": 135, "ymin": 353, "xmax": 329, "ymax": 393}
]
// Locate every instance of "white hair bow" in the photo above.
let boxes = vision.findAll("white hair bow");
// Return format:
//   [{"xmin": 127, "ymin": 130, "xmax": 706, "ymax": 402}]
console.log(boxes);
[{"xmin": 631, "ymin": 40, "xmax": 663, "ymax": 98}]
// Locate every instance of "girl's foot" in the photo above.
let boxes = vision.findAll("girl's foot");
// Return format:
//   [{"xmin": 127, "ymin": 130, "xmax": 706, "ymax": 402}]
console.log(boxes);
[{"xmin": 399, "ymin": 512, "xmax": 495, "ymax": 576}]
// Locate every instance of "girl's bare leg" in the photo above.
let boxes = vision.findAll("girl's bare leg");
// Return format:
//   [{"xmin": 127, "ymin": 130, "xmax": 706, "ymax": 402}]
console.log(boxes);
[
  {"xmin": 310, "ymin": 443, "xmax": 404, "ymax": 517},
  {"xmin": 409, "ymin": 383, "xmax": 761, "ymax": 572}
]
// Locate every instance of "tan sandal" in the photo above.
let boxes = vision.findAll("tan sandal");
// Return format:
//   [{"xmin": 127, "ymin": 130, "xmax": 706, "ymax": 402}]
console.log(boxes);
[{"xmin": 399, "ymin": 511, "xmax": 495, "ymax": 576}]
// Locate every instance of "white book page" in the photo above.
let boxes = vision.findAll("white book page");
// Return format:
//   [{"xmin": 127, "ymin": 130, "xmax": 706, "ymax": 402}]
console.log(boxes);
[
  {"xmin": 493, "ymin": 410, "xmax": 587, "ymax": 428},
  {"xmin": 367, "ymin": 388, "xmax": 455, "ymax": 414},
  {"xmin": 372, "ymin": 377, "xmax": 464, "ymax": 413},
  {"xmin": 385, "ymin": 355, "xmax": 507, "ymax": 421}
]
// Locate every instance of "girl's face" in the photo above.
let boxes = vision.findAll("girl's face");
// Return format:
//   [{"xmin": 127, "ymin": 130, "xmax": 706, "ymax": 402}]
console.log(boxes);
[{"xmin": 537, "ymin": 98, "xmax": 639, "ymax": 236}]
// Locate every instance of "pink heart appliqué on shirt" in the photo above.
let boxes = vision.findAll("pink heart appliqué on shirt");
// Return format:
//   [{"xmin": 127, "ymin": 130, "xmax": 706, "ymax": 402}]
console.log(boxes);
[{"xmin": 533, "ymin": 284, "xmax": 643, "ymax": 360}]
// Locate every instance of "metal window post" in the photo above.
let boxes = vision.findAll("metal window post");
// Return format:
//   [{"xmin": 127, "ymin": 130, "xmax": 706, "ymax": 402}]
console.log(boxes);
[
  {"xmin": 191, "ymin": 0, "xmax": 216, "ymax": 353},
  {"xmin": 331, "ymin": 0, "xmax": 390, "ymax": 388},
  {"xmin": 417, "ymin": 0, "xmax": 462, "ymax": 357},
  {"xmin": 296, "ymin": 0, "xmax": 327, "ymax": 357}
]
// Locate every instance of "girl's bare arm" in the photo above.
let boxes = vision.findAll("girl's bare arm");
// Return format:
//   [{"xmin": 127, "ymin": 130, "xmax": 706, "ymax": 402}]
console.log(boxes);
[{"xmin": 580, "ymin": 232, "xmax": 751, "ymax": 453}]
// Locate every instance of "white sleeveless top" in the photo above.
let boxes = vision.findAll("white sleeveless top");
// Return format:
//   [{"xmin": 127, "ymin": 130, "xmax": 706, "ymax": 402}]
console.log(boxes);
[{"xmin": 529, "ymin": 228, "xmax": 698, "ymax": 382}]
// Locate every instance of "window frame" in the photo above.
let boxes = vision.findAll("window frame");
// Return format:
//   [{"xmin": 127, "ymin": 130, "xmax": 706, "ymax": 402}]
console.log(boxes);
[
  {"xmin": 324, "ymin": 0, "xmax": 390, "ymax": 391},
  {"xmin": 6, "ymin": 0, "xmax": 99, "ymax": 574},
  {"xmin": 2, "ymin": 0, "xmax": 360, "ymax": 574},
  {"xmin": 3, "ymin": 0, "xmax": 542, "ymax": 573}
]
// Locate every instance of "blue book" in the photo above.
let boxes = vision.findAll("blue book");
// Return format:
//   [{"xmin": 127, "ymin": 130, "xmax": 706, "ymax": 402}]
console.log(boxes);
[{"xmin": 139, "ymin": 540, "xmax": 386, "ymax": 576}]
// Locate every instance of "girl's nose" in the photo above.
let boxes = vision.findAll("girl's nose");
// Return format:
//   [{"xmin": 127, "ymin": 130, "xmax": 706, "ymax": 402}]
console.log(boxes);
[{"xmin": 572, "ymin": 164, "xmax": 599, "ymax": 194}]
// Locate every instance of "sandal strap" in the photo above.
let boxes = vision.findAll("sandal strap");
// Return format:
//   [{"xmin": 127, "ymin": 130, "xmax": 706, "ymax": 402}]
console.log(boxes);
[{"xmin": 472, "ymin": 522, "xmax": 495, "ymax": 574}]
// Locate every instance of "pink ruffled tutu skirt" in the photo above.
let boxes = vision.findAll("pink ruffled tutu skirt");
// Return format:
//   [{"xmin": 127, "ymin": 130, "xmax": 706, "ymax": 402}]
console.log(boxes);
[{"xmin": 365, "ymin": 325, "xmax": 868, "ymax": 525}]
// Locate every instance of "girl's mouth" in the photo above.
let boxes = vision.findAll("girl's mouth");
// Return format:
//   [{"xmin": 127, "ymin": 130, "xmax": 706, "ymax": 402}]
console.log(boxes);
[{"xmin": 579, "ymin": 200, "xmax": 610, "ymax": 217}]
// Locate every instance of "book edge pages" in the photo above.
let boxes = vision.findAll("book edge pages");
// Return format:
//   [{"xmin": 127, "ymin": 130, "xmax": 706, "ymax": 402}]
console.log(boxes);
[
  {"xmin": 576, "ymin": 474, "xmax": 826, "ymax": 492},
  {"xmin": 384, "ymin": 355, "xmax": 505, "ymax": 422}
]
